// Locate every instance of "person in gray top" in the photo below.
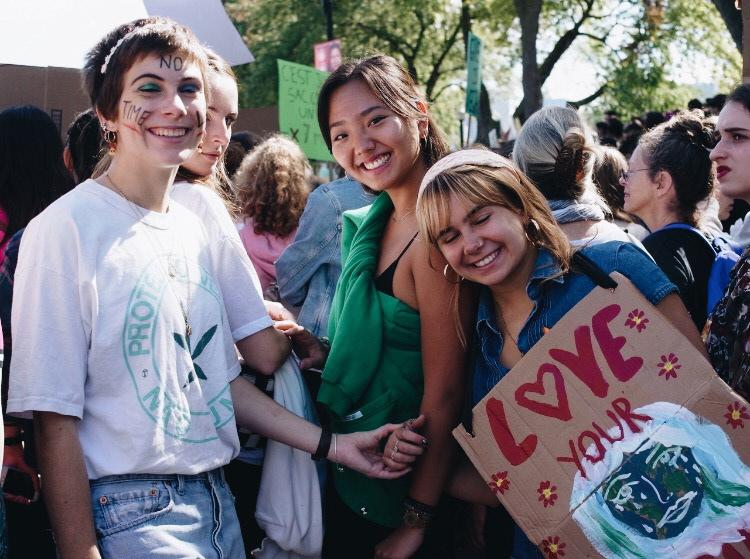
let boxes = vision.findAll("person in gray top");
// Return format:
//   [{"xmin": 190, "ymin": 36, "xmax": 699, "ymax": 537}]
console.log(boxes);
[{"xmin": 276, "ymin": 177, "xmax": 372, "ymax": 337}]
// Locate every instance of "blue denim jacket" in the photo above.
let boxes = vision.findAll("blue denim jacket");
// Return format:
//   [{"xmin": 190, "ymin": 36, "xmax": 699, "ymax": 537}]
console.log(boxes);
[
  {"xmin": 472, "ymin": 241, "xmax": 677, "ymax": 405},
  {"xmin": 276, "ymin": 178, "xmax": 372, "ymax": 337},
  {"xmin": 471, "ymin": 241, "xmax": 676, "ymax": 559}
]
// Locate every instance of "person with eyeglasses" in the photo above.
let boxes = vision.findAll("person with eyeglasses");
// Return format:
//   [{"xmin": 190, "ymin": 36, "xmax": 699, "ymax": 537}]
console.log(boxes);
[
  {"xmin": 620, "ymin": 109, "xmax": 718, "ymax": 331},
  {"xmin": 591, "ymin": 145, "xmax": 649, "ymax": 240}
]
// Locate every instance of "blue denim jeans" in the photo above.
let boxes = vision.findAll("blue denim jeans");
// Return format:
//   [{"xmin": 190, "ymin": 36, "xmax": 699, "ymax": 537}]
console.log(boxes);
[{"xmin": 89, "ymin": 468, "xmax": 245, "ymax": 558}]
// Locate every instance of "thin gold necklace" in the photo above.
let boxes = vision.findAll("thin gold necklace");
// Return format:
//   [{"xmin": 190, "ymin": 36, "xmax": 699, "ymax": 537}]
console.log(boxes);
[
  {"xmin": 496, "ymin": 310, "xmax": 519, "ymax": 349},
  {"xmin": 105, "ymin": 173, "xmax": 193, "ymax": 338}
]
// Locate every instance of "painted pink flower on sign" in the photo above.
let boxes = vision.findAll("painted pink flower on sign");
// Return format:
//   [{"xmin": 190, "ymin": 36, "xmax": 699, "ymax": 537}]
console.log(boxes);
[
  {"xmin": 537, "ymin": 480, "xmax": 558, "ymax": 507},
  {"xmin": 725, "ymin": 402, "xmax": 750, "ymax": 429},
  {"xmin": 624, "ymin": 309, "xmax": 649, "ymax": 332},
  {"xmin": 657, "ymin": 353, "xmax": 681, "ymax": 380},
  {"xmin": 488, "ymin": 471, "xmax": 510, "ymax": 495},
  {"xmin": 542, "ymin": 536, "xmax": 566, "ymax": 558}
]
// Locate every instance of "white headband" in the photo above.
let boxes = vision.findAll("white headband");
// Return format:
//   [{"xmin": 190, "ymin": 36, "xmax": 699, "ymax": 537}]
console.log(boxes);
[
  {"xmin": 100, "ymin": 29, "xmax": 139, "ymax": 75},
  {"xmin": 418, "ymin": 149, "xmax": 516, "ymax": 197}
]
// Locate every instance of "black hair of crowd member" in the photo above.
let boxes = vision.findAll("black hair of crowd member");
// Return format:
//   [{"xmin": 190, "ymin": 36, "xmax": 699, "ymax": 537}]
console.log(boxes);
[
  {"xmin": 0, "ymin": 105, "xmax": 75, "ymax": 239},
  {"xmin": 224, "ymin": 131, "xmax": 262, "ymax": 179},
  {"xmin": 706, "ymin": 94, "xmax": 727, "ymax": 112},
  {"xmin": 727, "ymin": 84, "xmax": 750, "ymax": 113},
  {"xmin": 607, "ymin": 118, "xmax": 624, "ymax": 139},
  {"xmin": 66, "ymin": 109, "xmax": 104, "ymax": 183},
  {"xmin": 644, "ymin": 111, "xmax": 666, "ymax": 130}
]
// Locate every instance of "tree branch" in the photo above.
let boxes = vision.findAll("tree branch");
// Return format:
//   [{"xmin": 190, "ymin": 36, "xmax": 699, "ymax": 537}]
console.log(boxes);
[
  {"xmin": 425, "ymin": 18, "xmax": 463, "ymax": 100},
  {"xmin": 354, "ymin": 22, "xmax": 415, "ymax": 75},
  {"xmin": 538, "ymin": 0, "xmax": 596, "ymax": 84},
  {"xmin": 568, "ymin": 83, "xmax": 608, "ymax": 107},
  {"xmin": 412, "ymin": 9, "xmax": 428, "ymax": 62},
  {"xmin": 432, "ymin": 81, "xmax": 462, "ymax": 101},
  {"xmin": 579, "ymin": 32, "xmax": 607, "ymax": 43},
  {"xmin": 710, "ymin": 0, "xmax": 742, "ymax": 52}
]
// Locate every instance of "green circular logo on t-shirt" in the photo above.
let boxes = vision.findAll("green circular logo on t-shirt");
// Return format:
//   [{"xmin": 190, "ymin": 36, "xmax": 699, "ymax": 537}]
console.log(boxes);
[{"xmin": 122, "ymin": 255, "xmax": 235, "ymax": 443}]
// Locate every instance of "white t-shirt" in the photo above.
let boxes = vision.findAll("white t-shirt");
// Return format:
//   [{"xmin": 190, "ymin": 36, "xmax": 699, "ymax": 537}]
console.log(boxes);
[
  {"xmin": 8, "ymin": 179, "xmax": 272, "ymax": 479},
  {"xmin": 171, "ymin": 181, "xmax": 265, "ymax": 301}
]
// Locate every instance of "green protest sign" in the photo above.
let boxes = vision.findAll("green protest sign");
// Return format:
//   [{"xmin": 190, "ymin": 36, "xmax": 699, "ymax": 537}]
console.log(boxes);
[
  {"xmin": 465, "ymin": 32, "xmax": 482, "ymax": 117},
  {"xmin": 277, "ymin": 59, "xmax": 333, "ymax": 162}
]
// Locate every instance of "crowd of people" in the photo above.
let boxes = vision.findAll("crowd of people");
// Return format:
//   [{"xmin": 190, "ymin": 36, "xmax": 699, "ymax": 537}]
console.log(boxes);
[{"xmin": 0, "ymin": 15, "xmax": 748, "ymax": 559}]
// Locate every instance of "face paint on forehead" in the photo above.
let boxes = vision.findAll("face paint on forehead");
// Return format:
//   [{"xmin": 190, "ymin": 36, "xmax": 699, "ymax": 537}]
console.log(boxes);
[{"xmin": 159, "ymin": 54, "xmax": 184, "ymax": 71}]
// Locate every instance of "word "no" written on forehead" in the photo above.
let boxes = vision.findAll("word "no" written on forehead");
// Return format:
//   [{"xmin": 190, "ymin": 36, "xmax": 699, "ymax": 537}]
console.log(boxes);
[{"xmin": 160, "ymin": 55, "xmax": 183, "ymax": 71}]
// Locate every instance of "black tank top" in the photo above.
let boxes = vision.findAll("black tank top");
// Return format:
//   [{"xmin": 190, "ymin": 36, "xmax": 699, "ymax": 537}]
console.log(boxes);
[{"xmin": 374, "ymin": 232, "xmax": 419, "ymax": 297}]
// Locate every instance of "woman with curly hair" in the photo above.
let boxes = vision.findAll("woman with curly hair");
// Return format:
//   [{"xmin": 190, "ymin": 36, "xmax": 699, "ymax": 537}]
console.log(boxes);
[{"xmin": 235, "ymin": 135, "xmax": 310, "ymax": 300}]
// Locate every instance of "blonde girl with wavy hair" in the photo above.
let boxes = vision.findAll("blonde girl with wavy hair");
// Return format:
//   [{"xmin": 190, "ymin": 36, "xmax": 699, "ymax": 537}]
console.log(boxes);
[
  {"xmin": 416, "ymin": 148, "xmax": 705, "ymax": 559},
  {"xmin": 235, "ymin": 134, "xmax": 310, "ymax": 299}
]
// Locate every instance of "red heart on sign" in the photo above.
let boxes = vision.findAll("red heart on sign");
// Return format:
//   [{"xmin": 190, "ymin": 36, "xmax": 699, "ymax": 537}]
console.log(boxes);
[{"xmin": 515, "ymin": 363, "xmax": 572, "ymax": 421}]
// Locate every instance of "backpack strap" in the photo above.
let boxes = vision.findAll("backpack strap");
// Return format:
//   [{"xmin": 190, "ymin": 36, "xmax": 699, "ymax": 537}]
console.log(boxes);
[
  {"xmin": 659, "ymin": 223, "xmax": 717, "ymax": 254},
  {"xmin": 571, "ymin": 251, "xmax": 619, "ymax": 290}
]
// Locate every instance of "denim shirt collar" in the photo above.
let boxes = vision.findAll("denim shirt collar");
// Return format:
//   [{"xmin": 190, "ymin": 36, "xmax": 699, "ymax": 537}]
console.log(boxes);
[
  {"xmin": 526, "ymin": 248, "xmax": 565, "ymax": 300},
  {"xmin": 474, "ymin": 248, "xmax": 564, "ymax": 338}
]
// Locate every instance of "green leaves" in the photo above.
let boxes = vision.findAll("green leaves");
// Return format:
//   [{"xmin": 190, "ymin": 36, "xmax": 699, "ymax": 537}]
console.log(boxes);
[
  {"xmin": 175, "ymin": 324, "xmax": 217, "ymax": 387},
  {"xmin": 193, "ymin": 325, "xmax": 217, "ymax": 360}
]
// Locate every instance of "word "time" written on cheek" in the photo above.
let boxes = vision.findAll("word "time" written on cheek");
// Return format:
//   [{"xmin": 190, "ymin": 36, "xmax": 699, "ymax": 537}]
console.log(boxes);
[
  {"xmin": 485, "ymin": 304, "xmax": 651, "ymax": 479},
  {"xmin": 122, "ymin": 100, "xmax": 151, "ymax": 127}
]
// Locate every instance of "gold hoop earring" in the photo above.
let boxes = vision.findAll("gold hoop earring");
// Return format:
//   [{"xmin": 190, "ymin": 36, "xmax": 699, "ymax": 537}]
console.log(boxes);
[
  {"xmin": 101, "ymin": 125, "xmax": 117, "ymax": 154},
  {"xmin": 443, "ymin": 264, "xmax": 464, "ymax": 284},
  {"xmin": 525, "ymin": 218, "xmax": 541, "ymax": 247}
]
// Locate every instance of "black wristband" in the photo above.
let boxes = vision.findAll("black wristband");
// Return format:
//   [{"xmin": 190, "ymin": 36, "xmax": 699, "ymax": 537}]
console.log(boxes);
[
  {"xmin": 4, "ymin": 437, "xmax": 22, "ymax": 446},
  {"xmin": 312, "ymin": 428, "xmax": 332, "ymax": 461}
]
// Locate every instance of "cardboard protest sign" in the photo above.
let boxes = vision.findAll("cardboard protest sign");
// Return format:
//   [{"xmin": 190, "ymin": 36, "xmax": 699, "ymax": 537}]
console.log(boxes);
[
  {"xmin": 277, "ymin": 59, "xmax": 333, "ymax": 162},
  {"xmin": 455, "ymin": 273, "xmax": 750, "ymax": 558}
]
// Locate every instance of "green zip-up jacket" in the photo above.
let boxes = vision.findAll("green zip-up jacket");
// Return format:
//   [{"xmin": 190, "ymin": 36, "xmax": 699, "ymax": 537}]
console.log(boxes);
[{"xmin": 318, "ymin": 192, "xmax": 423, "ymax": 528}]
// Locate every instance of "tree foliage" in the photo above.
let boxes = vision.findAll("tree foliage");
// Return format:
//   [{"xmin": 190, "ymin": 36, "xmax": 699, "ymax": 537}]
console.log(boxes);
[
  {"xmin": 506, "ymin": 0, "xmax": 741, "ymax": 121},
  {"xmin": 225, "ymin": 0, "xmax": 469, "ymax": 108},
  {"xmin": 225, "ymin": 0, "xmax": 740, "ymax": 142}
]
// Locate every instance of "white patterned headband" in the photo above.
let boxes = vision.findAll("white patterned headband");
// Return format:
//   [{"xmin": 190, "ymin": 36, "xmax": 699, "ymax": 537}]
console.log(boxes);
[
  {"xmin": 418, "ymin": 149, "xmax": 518, "ymax": 197},
  {"xmin": 100, "ymin": 29, "xmax": 140, "ymax": 75}
]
